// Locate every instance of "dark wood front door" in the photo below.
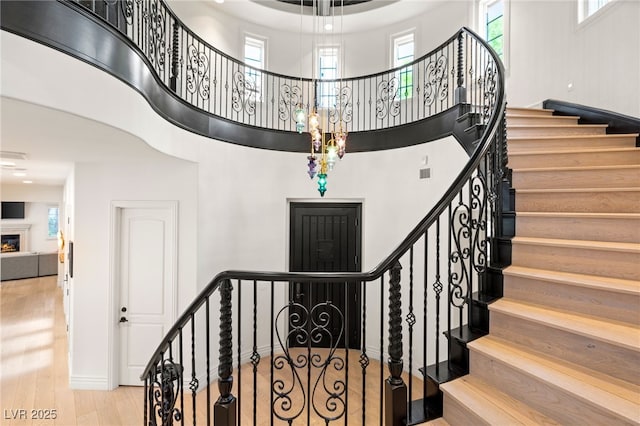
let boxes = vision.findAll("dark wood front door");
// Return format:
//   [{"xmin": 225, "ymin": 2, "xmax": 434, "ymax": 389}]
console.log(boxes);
[{"xmin": 289, "ymin": 203, "xmax": 362, "ymax": 349}]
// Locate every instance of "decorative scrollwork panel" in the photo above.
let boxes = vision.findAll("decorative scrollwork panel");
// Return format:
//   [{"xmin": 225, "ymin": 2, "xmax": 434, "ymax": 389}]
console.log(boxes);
[
  {"xmin": 376, "ymin": 78, "xmax": 400, "ymax": 120},
  {"xmin": 424, "ymin": 55, "xmax": 449, "ymax": 107},
  {"xmin": 232, "ymin": 71, "xmax": 257, "ymax": 116},
  {"xmin": 329, "ymin": 86, "xmax": 353, "ymax": 124},
  {"xmin": 143, "ymin": 0, "xmax": 166, "ymax": 73},
  {"xmin": 186, "ymin": 44, "xmax": 211, "ymax": 100},
  {"xmin": 149, "ymin": 360, "xmax": 183, "ymax": 426},
  {"xmin": 278, "ymin": 84, "xmax": 302, "ymax": 122}
]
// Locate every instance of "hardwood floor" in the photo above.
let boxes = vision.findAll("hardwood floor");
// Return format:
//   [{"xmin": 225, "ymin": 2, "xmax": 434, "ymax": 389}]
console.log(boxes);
[
  {"xmin": 1, "ymin": 276, "xmax": 425, "ymax": 425},
  {"xmin": 1, "ymin": 277, "xmax": 143, "ymax": 426}
]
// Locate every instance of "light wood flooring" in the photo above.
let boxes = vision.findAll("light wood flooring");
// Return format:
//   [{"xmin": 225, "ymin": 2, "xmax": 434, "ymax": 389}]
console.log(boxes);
[{"xmin": 1, "ymin": 276, "xmax": 425, "ymax": 425}]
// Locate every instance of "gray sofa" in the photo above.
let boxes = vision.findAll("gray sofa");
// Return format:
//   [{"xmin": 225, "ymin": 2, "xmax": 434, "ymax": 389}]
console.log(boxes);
[{"xmin": 1, "ymin": 252, "xmax": 58, "ymax": 281}]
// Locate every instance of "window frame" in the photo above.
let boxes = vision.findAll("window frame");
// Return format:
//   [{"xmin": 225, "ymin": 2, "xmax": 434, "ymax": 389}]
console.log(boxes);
[
  {"xmin": 577, "ymin": 0, "xmax": 618, "ymax": 26},
  {"xmin": 47, "ymin": 205, "xmax": 59, "ymax": 240},
  {"xmin": 243, "ymin": 33, "xmax": 267, "ymax": 102},
  {"xmin": 478, "ymin": 0, "xmax": 510, "ymax": 72},
  {"xmin": 392, "ymin": 31, "xmax": 415, "ymax": 100},
  {"xmin": 316, "ymin": 45, "xmax": 341, "ymax": 109}
]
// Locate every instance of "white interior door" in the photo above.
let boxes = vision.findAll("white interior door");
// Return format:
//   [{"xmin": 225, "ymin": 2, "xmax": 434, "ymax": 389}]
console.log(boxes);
[{"xmin": 118, "ymin": 206, "xmax": 176, "ymax": 386}]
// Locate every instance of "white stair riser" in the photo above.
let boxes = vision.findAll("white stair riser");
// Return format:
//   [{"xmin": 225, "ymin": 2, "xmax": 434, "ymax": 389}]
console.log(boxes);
[
  {"xmin": 508, "ymin": 135, "xmax": 637, "ymax": 152},
  {"xmin": 489, "ymin": 311, "xmax": 640, "ymax": 386},
  {"xmin": 517, "ymin": 216, "xmax": 640, "ymax": 243},
  {"xmin": 503, "ymin": 274, "xmax": 640, "ymax": 325},
  {"xmin": 516, "ymin": 190, "xmax": 640, "ymax": 213},
  {"xmin": 469, "ymin": 350, "xmax": 633, "ymax": 425},
  {"xmin": 512, "ymin": 243, "xmax": 640, "ymax": 280},
  {"xmin": 442, "ymin": 394, "xmax": 490, "ymax": 426},
  {"xmin": 507, "ymin": 116, "xmax": 579, "ymax": 126},
  {"xmin": 512, "ymin": 167, "xmax": 640, "ymax": 189},
  {"xmin": 509, "ymin": 150, "xmax": 640, "ymax": 168},
  {"xmin": 508, "ymin": 126, "xmax": 606, "ymax": 137}
]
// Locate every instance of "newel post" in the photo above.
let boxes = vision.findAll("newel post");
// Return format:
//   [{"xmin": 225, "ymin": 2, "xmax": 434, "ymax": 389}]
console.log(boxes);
[
  {"xmin": 214, "ymin": 279, "xmax": 236, "ymax": 425},
  {"xmin": 385, "ymin": 261, "xmax": 407, "ymax": 426}
]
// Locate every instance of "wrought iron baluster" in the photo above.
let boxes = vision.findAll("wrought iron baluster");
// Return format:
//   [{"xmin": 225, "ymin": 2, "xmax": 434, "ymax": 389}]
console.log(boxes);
[
  {"xmin": 406, "ymin": 246, "xmax": 415, "ymax": 421},
  {"xmin": 237, "ymin": 279, "xmax": 242, "ymax": 420},
  {"xmin": 190, "ymin": 314, "xmax": 197, "ymax": 426},
  {"xmin": 379, "ymin": 275, "xmax": 384, "ymax": 426},
  {"xmin": 360, "ymin": 280, "xmax": 368, "ymax": 425},
  {"xmin": 214, "ymin": 279, "xmax": 236, "ymax": 425},
  {"xmin": 385, "ymin": 261, "xmax": 406, "ymax": 426},
  {"xmin": 251, "ymin": 280, "xmax": 259, "ymax": 426}
]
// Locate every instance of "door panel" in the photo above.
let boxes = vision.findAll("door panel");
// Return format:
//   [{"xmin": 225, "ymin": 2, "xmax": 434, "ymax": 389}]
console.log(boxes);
[
  {"xmin": 289, "ymin": 203, "xmax": 361, "ymax": 349},
  {"xmin": 119, "ymin": 207, "xmax": 175, "ymax": 386}
]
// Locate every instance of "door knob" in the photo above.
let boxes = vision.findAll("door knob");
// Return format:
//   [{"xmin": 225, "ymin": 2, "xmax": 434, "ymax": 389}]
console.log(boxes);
[{"xmin": 119, "ymin": 316, "xmax": 128, "ymax": 323}]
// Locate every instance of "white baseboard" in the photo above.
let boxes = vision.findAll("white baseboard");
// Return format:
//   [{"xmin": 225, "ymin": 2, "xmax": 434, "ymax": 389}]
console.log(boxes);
[{"xmin": 69, "ymin": 374, "xmax": 110, "ymax": 390}]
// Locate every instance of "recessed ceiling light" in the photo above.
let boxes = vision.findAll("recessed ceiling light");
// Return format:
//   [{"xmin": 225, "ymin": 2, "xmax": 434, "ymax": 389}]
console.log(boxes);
[
  {"xmin": 324, "ymin": 23, "xmax": 333, "ymax": 31},
  {"xmin": 214, "ymin": 0, "xmax": 224, "ymax": 3},
  {"xmin": 23, "ymin": 180, "xmax": 33, "ymax": 184},
  {"xmin": 0, "ymin": 161, "xmax": 16, "ymax": 167},
  {"xmin": 13, "ymin": 172, "xmax": 27, "ymax": 177}
]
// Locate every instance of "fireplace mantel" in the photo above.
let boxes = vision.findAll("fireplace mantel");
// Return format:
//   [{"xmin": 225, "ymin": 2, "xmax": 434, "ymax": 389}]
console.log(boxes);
[{"xmin": 1, "ymin": 223, "xmax": 31, "ymax": 253}]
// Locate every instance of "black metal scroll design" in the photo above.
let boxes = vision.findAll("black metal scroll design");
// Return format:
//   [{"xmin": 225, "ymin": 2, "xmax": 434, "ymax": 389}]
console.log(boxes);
[
  {"xmin": 186, "ymin": 44, "xmax": 211, "ymax": 100},
  {"xmin": 143, "ymin": 0, "xmax": 166, "ymax": 72},
  {"xmin": 424, "ymin": 55, "xmax": 449, "ymax": 107},
  {"xmin": 309, "ymin": 302, "xmax": 346, "ymax": 422},
  {"xmin": 272, "ymin": 302, "xmax": 308, "ymax": 422},
  {"xmin": 278, "ymin": 84, "xmax": 302, "ymax": 121},
  {"xmin": 376, "ymin": 78, "xmax": 400, "ymax": 120},
  {"xmin": 482, "ymin": 62, "xmax": 498, "ymax": 118},
  {"xmin": 329, "ymin": 86, "xmax": 353, "ymax": 124},
  {"xmin": 449, "ymin": 197, "xmax": 471, "ymax": 308},
  {"xmin": 470, "ymin": 172, "xmax": 488, "ymax": 273},
  {"xmin": 232, "ymin": 71, "xmax": 257, "ymax": 115},
  {"xmin": 149, "ymin": 360, "xmax": 183, "ymax": 426},
  {"xmin": 120, "ymin": 0, "xmax": 134, "ymax": 25}
]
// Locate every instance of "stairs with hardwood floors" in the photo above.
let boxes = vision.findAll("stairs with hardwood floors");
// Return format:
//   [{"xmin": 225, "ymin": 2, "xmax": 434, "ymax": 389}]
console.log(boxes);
[{"xmin": 439, "ymin": 106, "xmax": 640, "ymax": 425}]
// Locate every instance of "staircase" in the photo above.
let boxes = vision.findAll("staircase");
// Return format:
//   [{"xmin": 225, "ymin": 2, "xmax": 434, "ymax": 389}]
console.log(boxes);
[{"xmin": 439, "ymin": 107, "xmax": 640, "ymax": 424}]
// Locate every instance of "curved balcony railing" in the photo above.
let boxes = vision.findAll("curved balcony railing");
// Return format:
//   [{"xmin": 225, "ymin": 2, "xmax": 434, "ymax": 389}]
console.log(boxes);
[{"xmin": 66, "ymin": 0, "xmax": 496, "ymax": 138}]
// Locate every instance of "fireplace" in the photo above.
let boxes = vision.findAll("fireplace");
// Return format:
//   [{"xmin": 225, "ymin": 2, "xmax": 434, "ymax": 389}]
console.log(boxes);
[
  {"xmin": 1, "ymin": 234, "xmax": 20, "ymax": 253},
  {"xmin": 0, "ymin": 224, "xmax": 30, "ymax": 253}
]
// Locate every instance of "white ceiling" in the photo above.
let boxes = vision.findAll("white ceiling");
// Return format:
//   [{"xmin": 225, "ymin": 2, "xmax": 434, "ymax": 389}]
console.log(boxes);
[
  {"xmin": 0, "ymin": 97, "xmax": 172, "ymax": 186},
  {"xmin": 200, "ymin": 0, "xmax": 445, "ymax": 34}
]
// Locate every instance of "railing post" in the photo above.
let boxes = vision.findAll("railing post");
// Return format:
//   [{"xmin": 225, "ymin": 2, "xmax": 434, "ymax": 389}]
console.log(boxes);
[
  {"xmin": 454, "ymin": 32, "xmax": 466, "ymax": 104},
  {"xmin": 214, "ymin": 279, "xmax": 236, "ymax": 425},
  {"xmin": 170, "ymin": 21, "xmax": 179, "ymax": 92},
  {"xmin": 385, "ymin": 261, "xmax": 406, "ymax": 426}
]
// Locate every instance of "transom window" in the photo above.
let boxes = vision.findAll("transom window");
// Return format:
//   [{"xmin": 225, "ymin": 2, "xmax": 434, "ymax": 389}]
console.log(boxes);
[
  {"xmin": 393, "ymin": 32, "xmax": 415, "ymax": 100},
  {"xmin": 485, "ymin": 0, "xmax": 504, "ymax": 59}
]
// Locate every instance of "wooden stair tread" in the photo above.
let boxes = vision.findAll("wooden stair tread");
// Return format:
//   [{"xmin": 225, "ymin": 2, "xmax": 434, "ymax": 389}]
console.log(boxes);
[
  {"xmin": 507, "ymin": 124, "xmax": 608, "ymax": 129},
  {"xmin": 441, "ymin": 376, "xmax": 560, "ymax": 426},
  {"xmin": 506, "ymin": 107, "xmax": 554, "ymax": 114},
  {"xmin": 516, "ymin": 187, "xmax": 640, "ymax": 194},
  {"xmin": 510, "ymin": 146, "xmax": 640, "ymax": 155},
  {"xmin": 512, "ymin": 236, "xmax": 640, "ymax": 253},
  {"xmin": 517, "ymin": 212, "xmax": 640, "ymax": 219},
  {"xmin": 506, "ymin": 114, "xmax": 580, "ymax": 119},
  {"xmin": 509, "ymin": 133, "xmax": 639, "ymax": 140},
  {"xmin": 489, "ymin": 298, "xmax": 640, "ymax": 352},
  {"xmin": 504, "ymin": 265, "xmax": 640, "ymax": 295},
  {"xmin": 468, "ymin": 336, "xmax": 640, "ymax": 421},
  {"xmin": 512, "ymin": 164, "xmax": 640, "ymax": 172}
]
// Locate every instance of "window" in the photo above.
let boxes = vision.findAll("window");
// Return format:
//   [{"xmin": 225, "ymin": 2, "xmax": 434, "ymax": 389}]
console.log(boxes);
[
  {"xmin": 318, "ymin": 46, "xmax": 339, "ymax": 108},
  {"xmin": 393, "ymin": 33, "xmax": 415, "ymax": 100},
  {"xmin": 47, "ymin": 206, "xmax": 59, "ymax": 239},
  {"xmin": 479, "ymin": 0, "xmax": 509, "ymax": 69},
  {"xmin": 244, "ymin": 35, "xmax": 265, "ymax": 100},
  {"xmin": 578, "ymin": 0, "xmax": 612, "ymax": 22},
  {"xmin": 485, "ymin": 0, "xmax": 504, "ymax": 58}
]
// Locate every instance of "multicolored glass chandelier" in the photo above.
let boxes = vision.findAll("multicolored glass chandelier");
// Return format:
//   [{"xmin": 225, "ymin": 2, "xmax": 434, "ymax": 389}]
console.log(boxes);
[
  {"xmin": 295, "ymin": 0, "xmax": 348, "ymax": 197},
  {"xmin": 296, "ymin": 106, "xmax": 347, "ymax": 197}
]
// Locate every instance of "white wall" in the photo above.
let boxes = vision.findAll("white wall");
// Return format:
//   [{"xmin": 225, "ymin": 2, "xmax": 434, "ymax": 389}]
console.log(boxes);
[
  {"xmin": 69, "ymin": 158, "xmax": 198, "ymax": 389},
  {"xmin": 505, "ymin": 0, "xmax": 640, "ymax": 116}
]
